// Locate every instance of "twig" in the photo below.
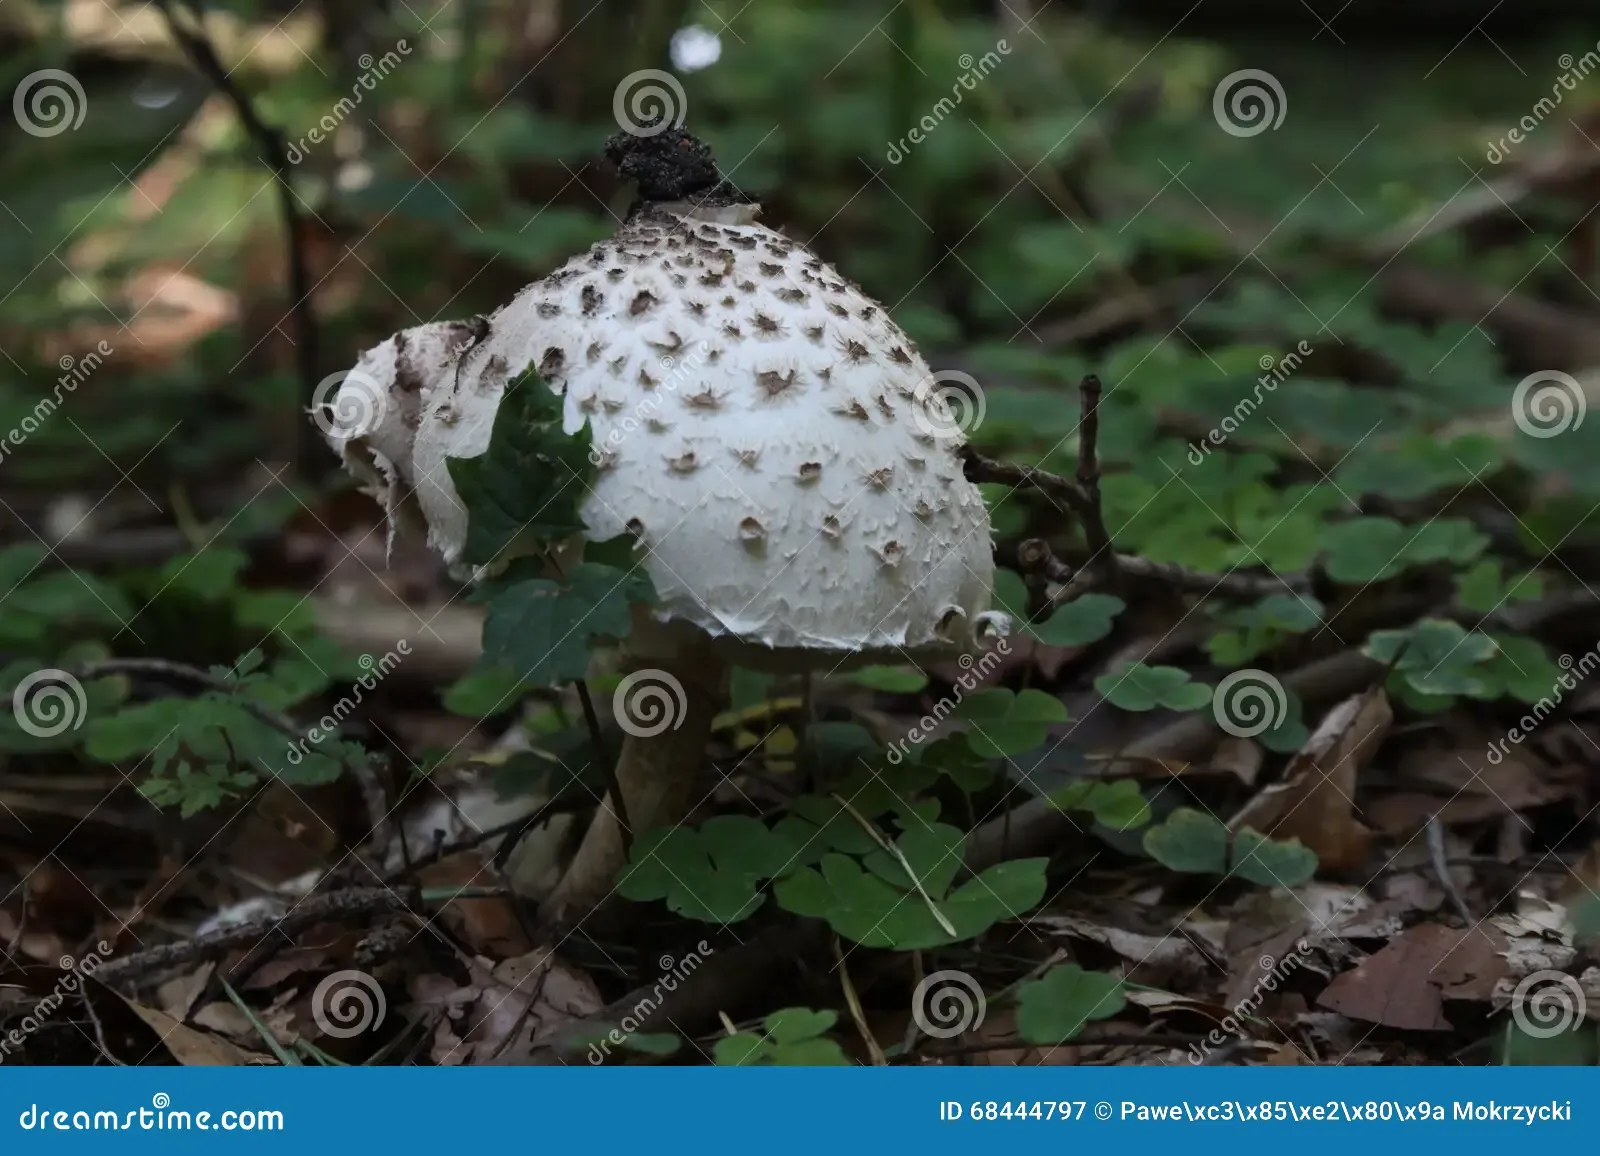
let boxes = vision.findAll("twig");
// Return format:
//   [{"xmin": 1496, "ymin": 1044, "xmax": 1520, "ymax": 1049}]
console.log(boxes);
[
  {"xmin": 78, "ymin": 981, "xmax": 126, "ymax": 1066},
  {"xmin": 1427, "ymin": 816, "xmax": 1475, "ymax": 925},
  {"xmin": 1075, "ymin": 375, "xmax": 1119, "ymax": 591},
  {"xmin": 1016, "ymin": 537, "xmax": 1309, "ymax": 605},
  {"xmin": 832, "ymin": 936, "xmax": 887, "ymax": 1065},
  {"xmin": 961, "ymin": 445, "xmax": 1096, "ymax": 524},
  {"xmin": 154, "ymin": 0, "xmax": 325, "ymax": 478},
  {"xmin": 389, "ymin": 802, "xmax": 587, "ymax": 881},
  {"xmin": 96, "ymin": 886, "xmax": 421, "ymax": 987},
  {"xmin": 832, "ymin": 793, "xmax": 956, "ymax": 938}
]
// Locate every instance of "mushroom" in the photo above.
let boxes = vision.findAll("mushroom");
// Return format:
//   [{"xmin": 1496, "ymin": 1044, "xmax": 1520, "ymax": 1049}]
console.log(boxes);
[
  {"xmin": 318, "ymin": 319, "xmax": 479, "ymax": 558},
  {"xmin": 325, "ymin": 125, "xmax": 1008, "ymax": 922}
]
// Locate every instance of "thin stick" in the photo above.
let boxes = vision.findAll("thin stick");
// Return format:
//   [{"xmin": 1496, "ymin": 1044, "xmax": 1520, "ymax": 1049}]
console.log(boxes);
[
  {"xmin": 1427, "ymin": 816, "xmax": 1475, "ymax": 925},
  {"xmin": 832, "ymin": 935, "xmax": 887, "ymax": 1065},
  {"xmin": 95, "ymin": 886, "xmax": 422, "ymax": 987},
  {"xmin": 1015, "ymin": 537, "xmax": 1309, "ymax": 604},
  {"xmin": 154, "ymin": 0, "xmax": 324, "ymax": 479},
  {"xmin": 960, "ymin": 445, "xmax": 1096, "ymax": 524},
  {"xmin": 831, "ymin": 793, "xmax": 956, "ymax": 938},
  {"xmin": 1075, "ymin": 374, "xmax": 1119, "ymax": 591}
]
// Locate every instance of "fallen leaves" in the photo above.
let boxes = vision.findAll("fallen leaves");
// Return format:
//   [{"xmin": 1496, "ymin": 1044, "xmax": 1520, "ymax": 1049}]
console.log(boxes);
[
  {"xmin": 1231, "ymin": 687, "xmax": 1389, "ymax": 872},
  {"xmin": 408, "ymin": 948, "xmax": 602, "ymax": 1065},
  {"xmin": 1315, "ymin": 923, "xmax": 1511, "ymax": 1031}
]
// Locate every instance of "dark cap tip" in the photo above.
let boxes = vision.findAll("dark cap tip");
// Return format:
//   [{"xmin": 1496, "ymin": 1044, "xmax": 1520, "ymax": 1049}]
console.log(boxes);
[{"xmin": 603, "ymin": 119, "xmax": 723, "ymax": 202}]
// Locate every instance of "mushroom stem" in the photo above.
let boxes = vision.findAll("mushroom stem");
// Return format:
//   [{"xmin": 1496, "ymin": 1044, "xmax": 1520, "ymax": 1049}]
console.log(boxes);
[{"xmin": 537, "ymin": 649, "xmax": 727, "ymax": 925}]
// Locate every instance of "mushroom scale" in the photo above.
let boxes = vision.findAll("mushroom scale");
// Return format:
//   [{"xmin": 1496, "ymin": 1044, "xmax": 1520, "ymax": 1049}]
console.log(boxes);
[{"xmin": 409, "ymin": 208, "xmax": 997, "ymax": 659}]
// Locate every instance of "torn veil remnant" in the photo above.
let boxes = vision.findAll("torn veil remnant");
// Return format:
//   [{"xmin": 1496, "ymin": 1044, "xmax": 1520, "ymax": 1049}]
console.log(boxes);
[{"xmin": 322, "ymin": 123, "xmax": 1009, "ymax": 921}]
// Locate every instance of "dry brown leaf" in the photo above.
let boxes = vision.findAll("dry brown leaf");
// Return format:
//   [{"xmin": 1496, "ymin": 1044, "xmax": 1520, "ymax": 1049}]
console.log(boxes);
[
  {"xmin": 1210, "ymin": 737, "xmax": 1265, "ymax": 785},
  {"xmin": 1315, "ymin": 923, "xmax": 1510, "ymax": 1030},
  {"xmin": 1026, "ymin": 914, "xmax": 1219, "ymax": 985},
  {"xmin": 418, "ymin": 852, "xmax": 532, "ymax": 958},
  {"xmin": 1230, "ymin": 687, "xmax": 1389, "ymax": 871},
  {"xmin": 156, "ymin": 962, "xmax": 215, "ymax": 1022},
  {"xmin": 122, "ymin": 1001, "xmax": 270, "ymax": 1065},
  {"xmin": 408, "ymin": 948, "xmax": 601, "ymax": 1065},
  {"xmin": 1490, "ymin": 894, "xmax": 1577, "ymax": 976}
]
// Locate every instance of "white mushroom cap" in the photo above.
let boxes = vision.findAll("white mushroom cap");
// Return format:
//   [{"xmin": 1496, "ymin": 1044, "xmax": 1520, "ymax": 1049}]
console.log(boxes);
[
  {"xmin": 320, "ymin": 319, "xmax": 475, "ymax": 554},
  {"xmin": 399, "ymin": 208, "xmax": 1002, "ymax": 666}
]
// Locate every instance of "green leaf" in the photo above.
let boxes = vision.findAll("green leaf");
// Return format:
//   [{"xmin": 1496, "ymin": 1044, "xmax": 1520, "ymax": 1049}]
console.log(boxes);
[
  {"xmin": 1364, "ymin": 618, "xmax": 1500, "ymax": 698},
  {"xmin": 1016, "ymin": 965, "xmax": 1126, "ymax": 1044},
  {"xmin": 918, "ymin": 734, "xmax": 996, "ymax": 793},
  {"xmin": 441, "ymin": 663, "xmax": 532, "ymax": 717},
  {"xmin": 955, "ymin": 688, "xmax": 1068, "ymax": 757},
  {"xmin": 848, "ymin": 665, "xmax": 929, "ymax": 693},
  {"xmin": 1482, "ymin": 635, "xmax": 1562, "ymax": 704},
  {"xmin": 1456, "ymin": 560, "xmax": 1542, "ymax": 614},
  {"xmin": 774, "ymin": 851, "xmax": 1046, "ymax": 950},
  {"xmin": 445, "ymin": 367, "xmax": 594, "ymax": 567},
  {"xmin": 155, "ymin": 548, "xmax": 249, "ymax": 601},
  {"xmin": 477, "ymin": 557, "xmax": 655, "ymax": 686},
  {"xmin": 1142, "ymin": 807, "xmax": 1317, "ymax": 886},
  {"xmin": 1143, "ymin": 806, "xmax": 1229, "ymax": 874},
  {"xmin": 712, "ymin": 1008, "xmax": 851, "ymax": 1066},
  {"xmin": 1320, "ymin": 517, "xmax": 1409, "ymax": 583},
  {"xmin": 765, "ymin": 1007, "xmax": 837, "ymax": 1044},
  {"xmin": 1049, "ymin": 779, "xmax": 1151, "ymax": 830},
  {"xmin": 713, "ymin": 1033, "xmax": 768, "ymax": 1066},
  {"xmin": 861, "ymin": 822, "xmax": 965, "ymax": 900},
  {"xmin": 990, "ymin": 567, "xmax": 1030, "ymax": 621},
  {"xmin": 619, "ymin": 1032, "xmax": 681, "ymax": 1056},
  {"xmin": 1094, "ymin": 663, "xmax": 1213, "ymax": 712},
  {"xmin": 1030, "ymin": 593, "xmax": 1125, "ymax": 647},
  {"xmin": 699, "ymin": 814, "xmax": 801, "ymax": 879},
  {"xmin": 615, "ymin": 820, "xmax": 775, "ymax": 924}
]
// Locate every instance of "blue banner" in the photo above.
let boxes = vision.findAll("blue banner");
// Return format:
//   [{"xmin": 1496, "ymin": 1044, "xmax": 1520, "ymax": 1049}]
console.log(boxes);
[{"xmin": 2, "ymin": 1068, "xmax": 1586, "ymax": 1151}]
